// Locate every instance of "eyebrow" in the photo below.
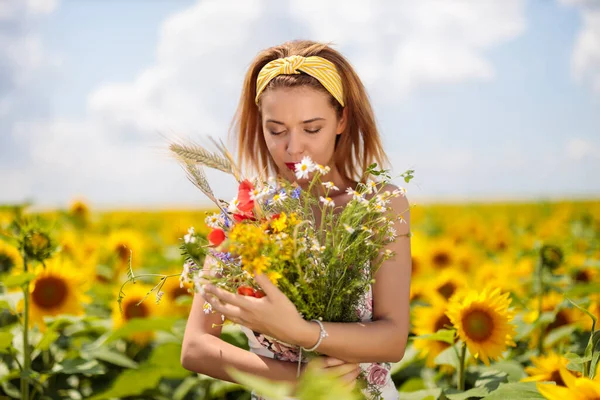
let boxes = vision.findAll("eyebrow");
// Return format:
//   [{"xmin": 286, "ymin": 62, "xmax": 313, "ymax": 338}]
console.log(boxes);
[{"xmin": 266, "ymin": 117, "xmax": 326, "ymax": 125}]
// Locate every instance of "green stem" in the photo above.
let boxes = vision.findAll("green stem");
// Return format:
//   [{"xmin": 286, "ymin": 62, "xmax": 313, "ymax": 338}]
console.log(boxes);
[
  {"xmin": 458, "ymin": 342, "xmax": 467, "ymax": 391},
  {"xmin": 21, "ymin": 255, "xmax": 30, "ymax": 400},
  {"xmin": 537, "ymin": 259, "xmax": 545, "ymax": 355}
]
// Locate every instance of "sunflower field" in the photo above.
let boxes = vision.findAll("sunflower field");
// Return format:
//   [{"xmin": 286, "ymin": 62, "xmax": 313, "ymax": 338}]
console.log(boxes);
[{"xmin": 0, "ymin": 199, "xmax": 599, "ymax": 400}]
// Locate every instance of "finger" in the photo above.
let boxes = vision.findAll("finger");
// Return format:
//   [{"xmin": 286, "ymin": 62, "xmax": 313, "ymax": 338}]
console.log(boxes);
[
  {"xmin": 323, "ymin": 356, "xmax": 346, "ymax": 368},
  {"xmin": 206, "ymin": 297, "xmax": 243, "ymax": 320},
  {"xmin": 339, "ymin": 366, "xmax": 361, "ymax": 383},
  {"xmin": 253, "ymin": 272, "xmax": 281, "ymax": 298},
  {"xmin": 204, "ymin": 284, "xmax": 253, "ymax": 309}
]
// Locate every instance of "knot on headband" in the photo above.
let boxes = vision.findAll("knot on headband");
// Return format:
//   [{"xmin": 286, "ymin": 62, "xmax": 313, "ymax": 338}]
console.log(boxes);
[{"xmin": 255, "ymin": 55, "xmax": 345, "ymax": 107}]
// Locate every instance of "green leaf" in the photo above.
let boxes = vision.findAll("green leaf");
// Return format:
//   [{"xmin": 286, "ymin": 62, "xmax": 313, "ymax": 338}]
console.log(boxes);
[
  {"xmin": 543, "ymin": 325, "xmax": 577, "ymax": 348},
  {"xmin": 400, "ymin": 388, "xmax": 442, "ymax": 400},
  {"xmin": 481, "ymin": 382, "xmax": 545, "ymax": 399},
  {"xmin": 2, "ymin": 272, "xmax": 36, "ymax": 288},
  {"xmin": 485, "ymin": 361, "xmax": 527, "ymax": 382},
  {"xmin": 445, "ymin": 386, "xmax": 490, "ymax": 400},
  {"xmin": 105, "ymin": 316, "xmax": 179, "ymax": 343},
  {"xmin": 434, "ymin": 345, "xmax": 460, "ymax": 369},
  {"xmin": 87, "ymin": 348, "xmax": 139, "ymax": 369},
  {"xmin": 173, "ymin": 376, "xmax": 202, "ymax": 400},
  {"xmin": 35, "ymin": 329, "xmax": 59, "ymax": 352},
  {"xmin": 0, "ymin": 331, "xmax": 13, "ymax": 353},
  {"xmin": 147, "ymin": 343, "xmax": 190, "ymax": 379},
  {"xmin": 52, "ymin": 358, "xmax": 106, "ymax": 375},
  {"xmin": 590, "ymin": 330, "xmax": 600, "ymax": 379},
  {"xmin": 414, "ymin": 329, "xmax": 455, "ymax": 345},
  {"xmin": 565, "ymin": 283, "xmax": 600, "ymax": 298},
  {"xmin": 87, "ymin": 367, "xmax": 162, "ymax": 400},
  {"xmin": 226, "ymin": 367, "xmax": 292, "ymax": 400},
  {"xmin": 398, "ymin": 377, "xmax": 426, "ymax": 392}
]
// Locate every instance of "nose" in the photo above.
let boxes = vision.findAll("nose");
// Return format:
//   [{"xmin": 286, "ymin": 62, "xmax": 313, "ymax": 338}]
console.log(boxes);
[{"xmin": 286, "ymin": 130, "xmax": 305, "ymax": 157}]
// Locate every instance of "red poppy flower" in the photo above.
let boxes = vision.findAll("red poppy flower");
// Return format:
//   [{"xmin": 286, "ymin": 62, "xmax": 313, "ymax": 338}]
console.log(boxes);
[
  {"xmin": 254, "ymin": 290, "xmax": 266, "ymax": 298},
  {"xmin": 237, "ymin": 180, "xmax": 254, "ymax": 213},
  {"xmin": 233, "ymin": 213, "xmax": 256, "ymax": 222},
  {"xmin": 237, "ymin": 286, "xmax": 256, "ymax": 296},
  {"xmin": 207, "ymin": 228, "xmax": 226, "ymax": 246}
]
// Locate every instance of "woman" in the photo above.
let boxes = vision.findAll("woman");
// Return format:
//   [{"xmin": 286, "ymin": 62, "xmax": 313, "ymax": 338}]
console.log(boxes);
[{"xmin": 181, "ymin": 40, "xmax": 412, "ymax": 399}]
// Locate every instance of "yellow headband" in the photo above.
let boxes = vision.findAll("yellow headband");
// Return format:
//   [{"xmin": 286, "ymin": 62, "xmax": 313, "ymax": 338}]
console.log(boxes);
[{"xmin": 255, "ymin": 55, "xmax": 345, "ymax": 107}]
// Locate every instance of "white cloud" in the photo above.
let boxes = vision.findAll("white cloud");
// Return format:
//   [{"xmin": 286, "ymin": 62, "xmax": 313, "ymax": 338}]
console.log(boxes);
[
  {"xmin": 290, "ymin": 0, "xmax": 526, "ymax": 96},
  {"xmin": 559, "ymin": 0, "xmax": 600, "ymax": 92},
  {"xmin": 5, "ymin": 0, "xmax": 536, "ymax": 206},
  {"xmin": 566, "ymin": 137, "xmax": 600, "ymax": 160}
]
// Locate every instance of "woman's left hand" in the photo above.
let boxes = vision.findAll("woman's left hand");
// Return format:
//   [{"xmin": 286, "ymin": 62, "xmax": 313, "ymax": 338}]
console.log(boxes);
[{"xmin": 202, "ymin": 273, "xmax": 307, "ymax": 345}]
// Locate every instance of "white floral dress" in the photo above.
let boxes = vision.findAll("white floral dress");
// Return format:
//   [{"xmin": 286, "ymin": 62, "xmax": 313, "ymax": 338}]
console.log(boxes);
[{"xmin": 239, "ymin": 283, "xmax": 399, "ymax": 400}]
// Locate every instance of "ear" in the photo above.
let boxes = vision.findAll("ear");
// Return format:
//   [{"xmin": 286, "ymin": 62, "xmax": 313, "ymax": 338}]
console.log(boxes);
[{"xmin": 336, "ymin": 107, "xmax": 348, "ymax": 135}]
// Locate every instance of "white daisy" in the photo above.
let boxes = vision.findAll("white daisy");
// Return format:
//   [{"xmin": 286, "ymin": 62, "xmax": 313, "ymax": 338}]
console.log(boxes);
[
  {"xmin": 371, "ymin": 202, "xmax": 386, "ymax": 213},
  {"xmin": 271, "ymin": 190, "xmax": 288, "ymax": 205},
  {"xmin": 227, "ymin": 198, "xmax": 240, "ymax": 214},
  {"xmin": 393, "ymin": 187, "xmax": 407, "ymax": 197},
  {"xmin": 310, "ymin": 240, "xmax": 326, "ymax": 253},
  {"xmin": 315, "ymin": 164, "xmax": 331, "ymax": 175},
  {"xmin": 345, "ymin": 187, "xmax": 363, "ymax": 201},
  {"xmin": 295, "ymin": 156, "xmax": 316, "ymax": 180},
  {"xmin": 319, "ymin": 196, "xmax": 335, "ymax": 207},
  {"xmin": 204, "ymin": 214, "xmax": 220, "ymax": 229},
  {"xmin": 184, "ymin": 227, "xmax": 197, "ymax": 244},
  {"xmin": 343, "ymin": 224, "xmax": 355, "ymax": 234},
  {"xmin": 250, "ymin": 187, "xmax": 264, "ymax": 201},
  {"xmin": 387, "ymin": 226, "xmax": 398, "ymax": 239},
  {"xmin": 322, "ymin": 182, "xmax": 339, "ymax": 191},
  {"xmin": 365, "ymin": 179, "xmax": 378, "ymax": 194},
  {"xmin": 202, "ymin": 301, "xmax": 213, "ymax": 314},
  {"xmin": 361, "ymin": 226, "xmax": 374, "ymax": 235}
]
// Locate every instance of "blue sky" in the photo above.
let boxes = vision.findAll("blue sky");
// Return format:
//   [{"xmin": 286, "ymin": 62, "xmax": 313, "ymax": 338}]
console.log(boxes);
[{"xmin": 1, "ymin": 0, "xmax": 599, "ymax": 209}]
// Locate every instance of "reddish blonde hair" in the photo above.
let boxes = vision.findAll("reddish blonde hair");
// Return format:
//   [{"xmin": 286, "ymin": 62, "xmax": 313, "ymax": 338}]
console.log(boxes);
[{"xmin": 230, "ymin": 40, "xmax": 388, "ymax": 182}]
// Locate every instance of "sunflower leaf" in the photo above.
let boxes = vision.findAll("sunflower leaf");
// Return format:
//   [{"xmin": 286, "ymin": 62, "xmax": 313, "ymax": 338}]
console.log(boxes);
[
  {"xmin": 414, "ymin": 329, "xmax": 456, "ymax": 345},
  {"xmin": 397, "ymin": 388, "xmax": 441, "ymax": 400},
  {"xmin": 87, "ymin": 348, "xmax": 139, "ymax": 369},
  {"xmin": 434, "ymin": 345, "xmax": 460, "ymax": 369},
  {"xmin": 2, "ymin": 272, "xmax": 36, "ymax": 288},
  {"xmin": 480, "ymin": 381, "xmax": 545, "ymax": 399},
  {"xmin": 224, "ymin": 367, "xmax": 292, "ymax": 400},
  {"xmin": 445, "ymin": 386, "xmax": 490, "ymax": 400},
  {"xmin": 52, "ymin": 358, "xmax": 106, "ymax": 375},
  {"xmin": 589, "ymin": 330, "xmax": 600, "ymax": 379},
  {"xmin": 105, "ymin": 316, "xmax": 179, "ymax": 343},
  {"xmin": 0, "ymin": 332, "xmax": 13, "ymax": 353}
]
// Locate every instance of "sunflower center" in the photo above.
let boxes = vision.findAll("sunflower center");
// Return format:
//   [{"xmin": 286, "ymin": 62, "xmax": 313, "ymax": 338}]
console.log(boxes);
[
  {"xmin": 574, "ymin": 270, "xmax": 590, "ymax": 283},
  {"xmin": 546, "ymin": 310, "xmax": 569, "ymax": 332},
  {"xmin": 170, "ymin": 286, "xmax": 190, "ymax": 300},
  {"xmin": 434, "ymin": 314, "xmax": 452, "ymax": 332},
  {"xmin": 115, "ymin": 244, "xmax": 130, "ymax": 263},
  {"xmin": 549, "ymin": 370, "xmax": 565, "ymax": 386},
  {"xmin": 32, "ymin": 276, "xmax": 68, "ymax": 309},
  {"xmin": 0, "ymin": 253, "xmax": 15, "ymax": 274},
  {"xmin": 437, "ymin": 282, "xmax": 457, "ymax": 299},
  {"xmin": 124, "ymin": 300, "xmax": 149, "ymax": 320},
  {"xmin": 411, "ymin": 257, "xmax": 419, "ymax": 274},
  {"xmin": 432, "ymin": 252, "xmax": 451, "ymax": 268},
  {"xmin": 462, "ymin": 309, "xmax": 494, "ymax": 342}
]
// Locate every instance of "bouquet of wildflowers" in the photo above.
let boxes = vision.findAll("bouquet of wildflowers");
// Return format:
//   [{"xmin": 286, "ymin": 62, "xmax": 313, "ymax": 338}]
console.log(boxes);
[
  {"xmin": 171, "ymin": 139, "xmax": 412, "ymax": 399},
  {"xmin": 172, "ymin": 139, "xmax": 411, "ymax": 324}
]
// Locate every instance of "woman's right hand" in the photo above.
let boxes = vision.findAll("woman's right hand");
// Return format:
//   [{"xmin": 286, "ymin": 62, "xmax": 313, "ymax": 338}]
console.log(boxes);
[{"xmin": 304, "ymin": 356, "xmax": 361, "ymax": 388}]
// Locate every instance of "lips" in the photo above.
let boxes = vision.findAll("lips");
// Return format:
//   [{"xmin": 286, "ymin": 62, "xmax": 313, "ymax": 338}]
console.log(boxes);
[{"xmin": 285, "ymin": 163, "xmax": 298, "ymax": 171}]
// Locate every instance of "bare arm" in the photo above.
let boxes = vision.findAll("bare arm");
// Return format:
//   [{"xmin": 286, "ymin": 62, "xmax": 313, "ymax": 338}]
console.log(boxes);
[
  {"xmin": 180, "ymin": 257, "xmax": 301, "ymax": 385},
  {"xmin": 293, "ymin": 188, "xmax": 412, "ymax": 364}
]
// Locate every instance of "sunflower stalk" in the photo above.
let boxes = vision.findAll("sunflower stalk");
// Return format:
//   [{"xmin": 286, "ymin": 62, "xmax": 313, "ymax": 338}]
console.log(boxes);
[
  {"xmin": 457, "ymin": 341, "xmax": 467, "ymax": 391},
  {"xmin": 20, "ymin": 254, "xmax": 30, "ymax": 400}
]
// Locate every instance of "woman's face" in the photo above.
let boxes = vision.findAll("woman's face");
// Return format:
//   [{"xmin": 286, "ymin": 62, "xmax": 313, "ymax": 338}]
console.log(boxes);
[{"xmin": 260, "ymin": 86, "xmax": 347, "ymax": 184}]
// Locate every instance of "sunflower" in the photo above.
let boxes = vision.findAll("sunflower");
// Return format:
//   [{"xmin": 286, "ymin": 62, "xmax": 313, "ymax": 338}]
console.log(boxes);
[
  {"xmin": 104, "ymin": 229, "xmax": 146, "ymax": 275},
  {"xmin": 18, "ymin": 257, "xmax": 91, "ymax": 331},
  {"xmin": 446, "ymin": 287, "xmax": 517, "ymax": 365},
  {"xmin": 427, "ymin": 237, "xmax": 456, "ymax": 270},
  {"xmin": 431, "ymin": 269, "xmax": 468, "ymax": 301},
  {"xmin": 522, "ymin": 353, "xmax": 578, "ymax": 386},
  {"xmin": 155, "ymin": 272, "xmax": 193, "ymax": 316},
  {"xmin": 0, "ymin": 240, "xmax": 22, "ymax": 275},
  {"xmin": 412, "ymin": 297, "xmax": 454, "ymax": 367},
  {"xmin": 68, "ymin": 199, "xmax": 90, "ymax": 226},
  {"xmin": 472, "ymin": 258, "xmax": 528, "ymax": 297},
  {"xmin": 524, "ymin": 291, "xmax": 579, "ymax": 345},
  {"xmin": 537, "ymin": 367, "xmax": 600, "ymax": 400},
  {"xmin": 112, "ymin": 283, "xmax": 161, "ymax": 345}
]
